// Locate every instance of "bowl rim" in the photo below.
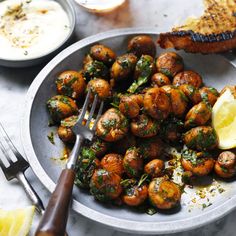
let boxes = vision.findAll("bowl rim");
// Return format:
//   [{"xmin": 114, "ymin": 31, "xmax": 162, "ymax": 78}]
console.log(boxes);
[
  {"xmin": 0, "ymin": 0, "xmax": 76, "ymax": 63},
  {"xmin": 21, "ymin": 27, "xmax": 236, "ymax": 234}
]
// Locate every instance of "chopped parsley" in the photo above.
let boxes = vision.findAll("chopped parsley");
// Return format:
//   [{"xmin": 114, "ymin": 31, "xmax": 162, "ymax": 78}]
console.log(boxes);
[{"xmin": 47, "ymin": 131, "xmax": 55, "ymax": 145}]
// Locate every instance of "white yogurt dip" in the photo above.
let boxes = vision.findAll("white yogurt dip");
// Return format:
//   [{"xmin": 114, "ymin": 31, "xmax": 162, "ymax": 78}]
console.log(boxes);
[{"xmin": 0, "ymin": 0, "xmax": 70, "ymax": 60}]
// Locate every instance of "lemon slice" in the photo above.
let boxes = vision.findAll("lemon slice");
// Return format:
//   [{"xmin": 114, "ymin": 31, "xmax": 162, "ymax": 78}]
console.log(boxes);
[
  {"xmin": 212, "ymin": 88, "xmax": 236, "ymax": 149},
  {"xmin": 0, "ymin": 206, "xmax": 35, "ymax": 236}
]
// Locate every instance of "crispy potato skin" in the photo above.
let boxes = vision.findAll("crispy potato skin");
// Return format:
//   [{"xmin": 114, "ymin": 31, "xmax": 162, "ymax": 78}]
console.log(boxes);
[
  {"xmin": 144, "ymin": 87, "xmax": 171, "ymax": 120},
  {"xmin": 110, "ymin": 53, "xmax": 137, "ymax": 81},
  {"xmin": 131, "ymin": 114, "xmax": 159, "ymax": 138},
  {"xmin": 148, "ymin": 178, "xmax": 181, "ymax": 209},
  {"xmin": 83, "ymin": 60, "xmax": 109, "ymax": 80},
  {"xmin": 160, "ymin": 118, "xmax": 184, "ymax": 144},
  {"xmin": 173, "ymin": 70, "xmax": 203, "ymax": 88},
  {"xmin": 164, "ymin": 87, "xmax": 188, "ymax": 118},
  {"xmin": 181, "ymin": 151, "xmax": 215, "ymax": 176},
  {"xmin": 123, "ymin": 148, "xmax": 143, "ymax": 178},
  {"xmin": 214, "ymin": 151, "xmax": 236, "ymax": 178},
  {"xmin": 156, "ymin": 52, "xmax": 184, "ymax": 78},
  {"xmin": 56, "ymin": 70, "xmax": 86, "ymax": 99},
  {"xmin": 183, "ymin": 126, "xmax": 218, "ymax": 151},
  {"xmin": 199, "ymin": 87, "xmax": 219, "ymax": 106},
  {"xmin": 47, "ymin": 95, "xmax": 78, "ymax": 123},
  {"xmin": 130, "ymin": 94, "xmax": 144, "ymax": 107},
  {"xmin": 127, "ymin": 35, "xmax": 156, "ymax": 58},
  {"xmin": 90, "ymin": 138, "xmax": 109, "ymax": 158},
  {"xmin": 179, "ymin": 84, "xmax": 202, "ymax": 105},
  {"xmin": 96, "ymin": 108, "xmax": 129, "ymax": 142},
  {"xmin": 144, "ymin": 159, "xmax": 165, "ymax": 178},
  {"xmin": 123, "ymin": 184, "xmax": 148, "ymax": 206},
  {"xmin": 90, "ymin": 44, "xmax": 116, "ymax": 65},
  {"xmin": 87, "ymin": 78, "xmax": 111, "ymax": 100},
  {"xmin": 138, "ymin": 137, "xmax": 164, "ymax": 160},
  {"xmin": 58, "ymin": 115, "xmax": 78, "ymax": 143},
  {"xmin": 101, "ymin": 153, "xmax": 124, "ymax": 176},
  {"xmin": 119, "ymin": 96, "xmax": 140, "ymax": 118},
  {"xmin": 90, "ymin": 169, "xmax": 122, "ymax": 201},
  {"xmin": 185, "ymin": 102, "xmax": 212, "ymax": 128},
  {"xmin": 151, "ymin": 73, "xmax": 171, "ymax": 87}
]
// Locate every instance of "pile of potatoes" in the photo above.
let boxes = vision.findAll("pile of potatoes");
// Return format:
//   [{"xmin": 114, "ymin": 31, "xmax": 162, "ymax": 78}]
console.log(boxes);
[{"xmin": 47, "ymin": 35, "xmax": 236, "ymax": 212}]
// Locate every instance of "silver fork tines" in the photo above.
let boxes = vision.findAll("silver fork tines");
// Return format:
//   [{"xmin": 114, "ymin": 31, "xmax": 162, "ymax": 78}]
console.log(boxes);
[
  {"xmin": 0, "ymin": 122, "xmax": 45, "ymax": 214},
  {"xmin": 0, "ymin": 123, "xmax": 29, "ymax": 180},
  {"xmin": 67, "ymin": 89, "xmax": 104, "ymax": 169}
]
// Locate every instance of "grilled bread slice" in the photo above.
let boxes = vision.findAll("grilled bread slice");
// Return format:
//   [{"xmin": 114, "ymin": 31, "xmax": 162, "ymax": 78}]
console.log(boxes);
[{"xmin": 158, "ymin": 0, "xmax": 236, "ymax": 53}]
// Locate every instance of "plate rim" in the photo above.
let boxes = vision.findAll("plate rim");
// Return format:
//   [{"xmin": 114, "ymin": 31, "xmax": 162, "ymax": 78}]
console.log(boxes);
[{"xmin": 21, "ymin": 27, "xmax": 236, "ymax": 234}]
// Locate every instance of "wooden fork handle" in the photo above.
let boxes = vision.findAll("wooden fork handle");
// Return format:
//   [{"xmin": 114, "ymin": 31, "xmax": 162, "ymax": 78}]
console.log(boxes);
[{"xmin": 35, "ymin": 169, "xmax": 76, "ymax": 236}]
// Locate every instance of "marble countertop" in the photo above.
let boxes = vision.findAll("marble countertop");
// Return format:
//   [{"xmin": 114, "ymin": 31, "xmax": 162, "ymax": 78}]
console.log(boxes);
[{"xmin": 0, "ymin": 0, "xmax": 236, "ymax": 235}]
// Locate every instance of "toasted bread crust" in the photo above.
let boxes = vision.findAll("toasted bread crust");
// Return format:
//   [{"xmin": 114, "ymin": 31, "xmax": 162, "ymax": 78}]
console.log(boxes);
[
  {"xmin": 158, "ymin": 32, "xmax": 236, "ymax": 53},
  {"xmin": 158, "ymin": 0, "xmax": 236, "ymax": 53}
]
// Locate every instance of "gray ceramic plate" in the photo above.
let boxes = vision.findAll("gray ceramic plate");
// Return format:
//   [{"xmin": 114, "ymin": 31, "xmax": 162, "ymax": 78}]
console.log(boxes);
[
  {"xmin": 0, "ymin": 0, "xmax": 75, "ymax": 68},
  {"xmin": 21, "ymin": 28, "xmax": 236, "ymax": 234}
]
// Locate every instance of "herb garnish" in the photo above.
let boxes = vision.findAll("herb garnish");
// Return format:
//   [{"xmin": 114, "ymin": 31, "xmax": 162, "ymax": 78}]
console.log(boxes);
[{"xmin": 47, "ymin": 131, "xmax": 55, "ymax": 144}]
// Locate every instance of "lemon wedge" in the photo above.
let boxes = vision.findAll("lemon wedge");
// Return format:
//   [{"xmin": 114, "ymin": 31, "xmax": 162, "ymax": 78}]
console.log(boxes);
[
  {"xmin": 212, "ymin": 88, "xmax": 236, "ymax": 149},
  {"xmin": 0, "ymin": 206, "xmax": 35, "ymax": 236}
]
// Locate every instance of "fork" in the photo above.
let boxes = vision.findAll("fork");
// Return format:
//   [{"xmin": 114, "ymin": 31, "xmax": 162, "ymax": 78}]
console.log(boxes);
[
  {"xmin": 0, "ymin": 122, "xmax": 45, "ymax": 215},
  {"xmin": 36, "ymin": 89, "xmax": 104, "ymax": 236}
]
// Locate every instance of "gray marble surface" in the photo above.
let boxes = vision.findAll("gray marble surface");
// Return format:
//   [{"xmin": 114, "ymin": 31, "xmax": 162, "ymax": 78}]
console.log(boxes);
[{"xmin": 0, "ymin": 0, "xmax": 236, "ymax": 235}]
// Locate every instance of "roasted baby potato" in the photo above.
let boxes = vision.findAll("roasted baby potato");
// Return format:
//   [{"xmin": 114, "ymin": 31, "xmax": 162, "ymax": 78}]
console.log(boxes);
[
  {"xmin": 110, "ymin": 53, "xmax": 138, "ymax": 81},
  {"xmin": 56, "ymin": 70, "xmax": 86, "ymax": 99},
  {"xmin": 87, "ymin": 78, "xmax": 111, "ymax": 100},
  {"xmin": 123, "ymin": 184, "xmax": 148, "ymax": 206},
  {"xmin": 151, "ymin": 73, "xmax": 171, "ymax": 87},
  {"xmin": 181, "ymin": 148, "xmax": 214, "ymax": 176},
  {"xmin": 183, "ymin": 126, "xmax": 218, "ymax": 151},
  {"xmin": 179, "ymin": 84, "xmax": 202, "ymax": 105},
  {"xmin": 138, "ymin": 136, "xmax": 164, "ymax": 160},
  {"xmin": 130, "ymin": 94, "xmax": 144, "ymax": 106},
  {"xmin": 160, "ymin": 117, "xmax": 184, "ymax": 144},
  {"xmin": 90, "ymin": 169, "xmax": 122, "ymax": 201},
  {"xmin": 200, "ymin": 87, "xmax": 219, "ymax": 106},
  {"xmin": 127, "ymin": 35, "xmax": 156, "ymax": 58},
  {"xmin": 185, "ymin": 102, "xmax": 212, "ymax": 128},
  {"xmin": 47, "ymin": 95, "xmax": 78, "ymax": 123},
  {"xmin": 163, "ymin": 87, "xmax": 188, "ymax": 118},
  {"xmin": 148, "ymin": 177, "xmax": 181, "ymax": 209},
  {"xmin": 89, "ymin": 138, "xmax": 110, "ymax": 158},
  {"xmin": 123, "ymin": 147, "xmax": 143, "ymax": 178},
  {"xmin": 173, "ymin": 70, "xmax": 203, "ymax": 88},
  {"xmin": 101, "ymin": 153, "xmax": 124, "ymax": 176},
  {"xmin": 131, "ymin": 114, "xmax": 159, "ymax": 138},
  {"xmin": 90, "ymin": 44, "xmax": 116, "ymax": 65},
  {"xmin": 214, "ymin": 151, "xmax": 236, "ymax": 178},
  {"xmin": 58, "ymin": 115, "xmax": 78, "ymax": 143},
  {"xmin": 144, "ymin": 87, "xmax": 171, "ymax": 120},
  {"xmin": 96, "ymin": 108, "xmax": 129, "ymax": 142},
  {"xmin": 83, "ymin": 60, "xmax": 109, "ymax": 80},
  {"xmin": 156, "ymin": 52, "xmax": 184, "ymax": 78},
  {"xmin": 119, "ymin": 95, "xmax": 140, "ymax": 118},
  {"xmin": 144, "ymin": 159, "xmax": 165, "ymax": 178}
]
